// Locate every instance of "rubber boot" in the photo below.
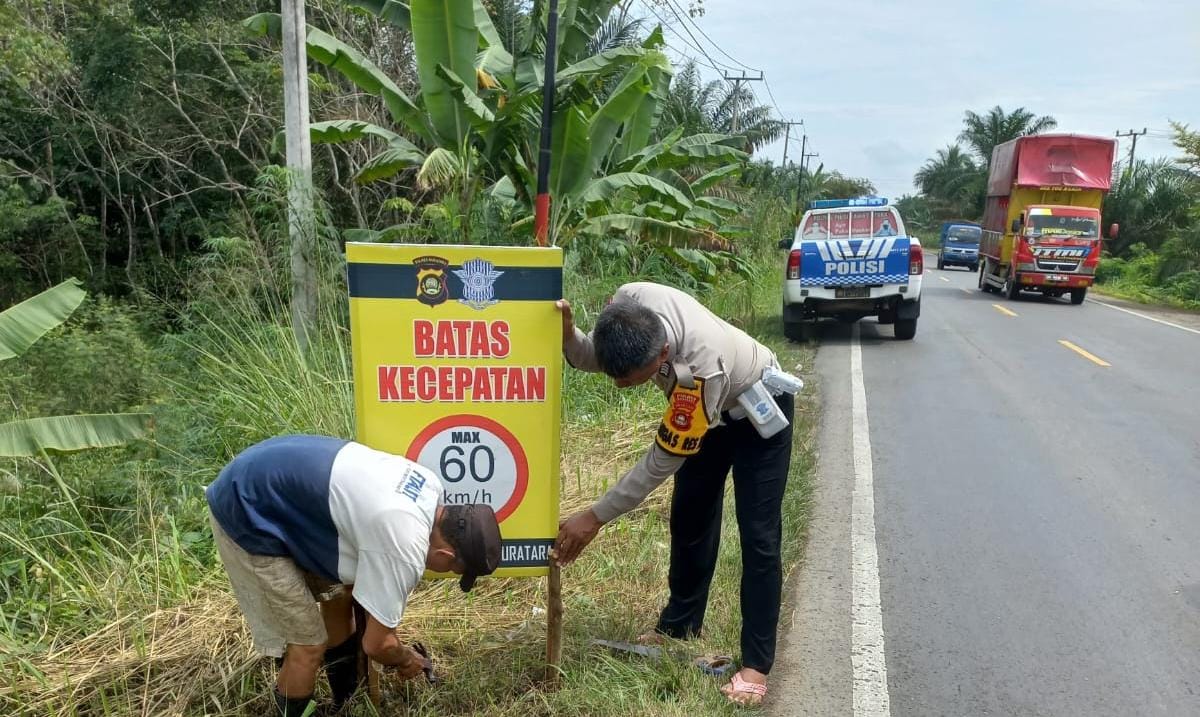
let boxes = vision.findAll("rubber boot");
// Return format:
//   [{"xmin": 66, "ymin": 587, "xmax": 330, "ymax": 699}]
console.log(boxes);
[
  {"xmin": 273, "ymin": 688, "xmax": 313, "ymax": 716},
  {"xmin": 324, "ymin": 634, "xmax": 363, "ymax": 712}
]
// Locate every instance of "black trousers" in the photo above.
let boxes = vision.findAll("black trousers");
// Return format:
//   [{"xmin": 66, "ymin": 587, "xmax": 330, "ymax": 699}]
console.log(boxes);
[{"xmin": 656, "ymin": 392, "xmax": 794, "ymax": 674}]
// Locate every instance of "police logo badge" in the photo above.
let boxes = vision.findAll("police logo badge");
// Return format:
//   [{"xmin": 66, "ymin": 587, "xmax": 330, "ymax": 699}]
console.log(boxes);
[
  {"xmin": 413, "ymin": 256, "xmax": 449, "ymax": 306},
  {"xmin": 453, "ymin": 258, "xmax": 504, "ymax": 310}
]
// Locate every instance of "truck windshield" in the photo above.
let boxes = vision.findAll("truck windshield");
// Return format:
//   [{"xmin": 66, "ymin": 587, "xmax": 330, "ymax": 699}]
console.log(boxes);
[
  {"xmin": 947, "ymin": 226, "xmax": 980, "ymax": 243},
  {"xmin": 1029, "ymin": 214, "xmax": 1098, "ymax": 238}
]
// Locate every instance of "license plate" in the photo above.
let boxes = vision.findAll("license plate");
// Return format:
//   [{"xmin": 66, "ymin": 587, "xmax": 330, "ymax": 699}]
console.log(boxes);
[
  {"xmin": 835, "ymin": 287, "xmax": 870, "ymax": 298},
  {"xmin": 1046, "ymin": 274, "xmax": 1067, "ymax": 282}
]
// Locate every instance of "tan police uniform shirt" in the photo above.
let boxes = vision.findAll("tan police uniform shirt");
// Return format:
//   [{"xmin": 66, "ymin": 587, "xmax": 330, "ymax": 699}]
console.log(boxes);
[{"xmin": 564, "ymin": 282, "xmax": 778, "ymax": 523}]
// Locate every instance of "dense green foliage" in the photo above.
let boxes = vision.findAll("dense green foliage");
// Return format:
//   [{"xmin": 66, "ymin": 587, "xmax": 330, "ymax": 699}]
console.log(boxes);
[{"xmin": 0, "ymin": 2, "xmax": 828, "ymax": 714}]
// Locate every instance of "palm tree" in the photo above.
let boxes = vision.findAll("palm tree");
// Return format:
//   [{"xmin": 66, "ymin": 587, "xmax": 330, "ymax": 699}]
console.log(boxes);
[
  {"xmin": 913, "ymin": 144, "xmax": 985, "ymax": 219},
  {"xmin": 660, "ymin": 59, "xmax": 783, "ymax": 153},
  {"xmin": 1103, "ymin": 158, "xmax": 1199, "ymax": 256},
  {"xmin": 959, "ymin": 106, "xmax": 1057, "ymax": 165}
]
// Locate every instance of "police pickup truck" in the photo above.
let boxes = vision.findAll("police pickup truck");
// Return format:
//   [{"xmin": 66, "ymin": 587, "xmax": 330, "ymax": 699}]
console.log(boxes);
[{"xmin": 781, "ymin": 197, "xmax": 923, "ymax": 341}]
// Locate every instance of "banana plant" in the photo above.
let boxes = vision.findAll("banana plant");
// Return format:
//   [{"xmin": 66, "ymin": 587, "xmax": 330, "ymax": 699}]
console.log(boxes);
[
  {"xmin": 248, "ymin": 1, "xmax": 750, "ymax": 247},
  {"xmin": 0, "ymin": 280, "xmax": 149, "ymax": 457}
]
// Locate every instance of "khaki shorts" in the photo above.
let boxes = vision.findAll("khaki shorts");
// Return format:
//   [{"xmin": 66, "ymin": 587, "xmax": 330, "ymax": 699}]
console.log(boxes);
[{"xmin": 210, "ymin": 514, "xmax": 336, "ymax": 657}]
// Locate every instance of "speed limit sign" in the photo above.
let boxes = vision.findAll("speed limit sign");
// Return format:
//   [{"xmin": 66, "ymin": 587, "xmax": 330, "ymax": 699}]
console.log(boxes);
[
  {"xmin": 348, "ymin": 243, "xmax": 562, "ymax": 578},
  {"xmin": 407, "ymin": 415, "xmax": 528, "ymax": 522}
]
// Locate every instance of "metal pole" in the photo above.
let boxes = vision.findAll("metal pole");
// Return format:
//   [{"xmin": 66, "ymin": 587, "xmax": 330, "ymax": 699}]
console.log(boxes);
[
  {"xmin": 534, "ymin": 0, "xmax": 560, "ymax": 247},
  {"xmin": 282, "ymin": 0, "xmax": 316, "ymax": 353}
]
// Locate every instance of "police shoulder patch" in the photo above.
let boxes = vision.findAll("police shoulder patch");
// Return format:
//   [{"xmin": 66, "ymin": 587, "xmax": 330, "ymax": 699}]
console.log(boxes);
[{"xmin": 655, "ymin": 377, "xmax": 708, "ymax": 457}]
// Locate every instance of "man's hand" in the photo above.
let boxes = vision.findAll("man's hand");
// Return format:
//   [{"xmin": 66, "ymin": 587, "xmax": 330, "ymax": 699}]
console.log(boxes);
[
  {"xmin": 554, "ymin": 509, "xmax": 604, "ymax": 566},
  {"xmin": 556, "ymin": 299, "xmax": 575, "ymax": 346},
  {"xmin": 393, "ymin": 644, "xmax": 429, "ymax": 681}
]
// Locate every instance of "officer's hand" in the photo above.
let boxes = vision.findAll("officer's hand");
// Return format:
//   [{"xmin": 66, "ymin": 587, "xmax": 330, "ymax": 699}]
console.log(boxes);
[
  {"xmin": 556, "ymin": 299, "xmax": 575, "ymax": 346},
  {"xmin": 554, "ymin": 509, "xmax": 604, "ymax": 566}
]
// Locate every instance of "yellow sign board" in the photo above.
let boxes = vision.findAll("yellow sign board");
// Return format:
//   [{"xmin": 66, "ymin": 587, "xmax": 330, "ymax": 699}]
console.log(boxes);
[{"xmin": 347, "ymin": 243, "xmax": 562, "ymax": 578}]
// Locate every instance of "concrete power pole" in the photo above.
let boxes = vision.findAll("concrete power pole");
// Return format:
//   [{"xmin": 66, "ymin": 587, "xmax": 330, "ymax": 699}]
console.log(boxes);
[
  {"xmin": 1116, "ymin": 128, "xmax": 1148, "ymax": 171},
  {"xmin": 723, "ymin": 71, "xmax": 763, "ymax": 133},
  {"xmin": 780, "ymin": 120, "xmax": 804, "ymax": 166},
  {"xmin": 282, "ymin": 0, "xmax": 317, "ymax": 354}
]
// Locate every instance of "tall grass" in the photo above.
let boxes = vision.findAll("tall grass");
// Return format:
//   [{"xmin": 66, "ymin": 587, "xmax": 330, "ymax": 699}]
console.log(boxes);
[{"xmin": 1, "ymin": 193, "xmax": 816, "ymax": 715}]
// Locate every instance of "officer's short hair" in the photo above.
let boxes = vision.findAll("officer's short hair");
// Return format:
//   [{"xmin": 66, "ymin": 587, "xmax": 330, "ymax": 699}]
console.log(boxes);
[{"xmin": 593, "ymin": 301, "xmax": 666, "ymax": 379}]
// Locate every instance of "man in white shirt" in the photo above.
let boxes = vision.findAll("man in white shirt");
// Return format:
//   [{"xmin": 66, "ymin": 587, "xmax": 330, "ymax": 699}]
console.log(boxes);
[{"xmin": 206, "ymin": 435, "xmax": 501, "ymax": 715}]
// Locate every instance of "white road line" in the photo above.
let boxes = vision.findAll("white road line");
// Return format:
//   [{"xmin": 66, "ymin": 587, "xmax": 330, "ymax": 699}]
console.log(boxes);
[
  {"xmin": 850, "ymin": 325, "xmax": 891, "ymax": 716},
  {"xmin": 939, "ymin": 276, "xmax": 950, "ymax": 282},
  {"xmin": 1087, "ymin": 298, "xmax": 1200, "ymax": 337}
]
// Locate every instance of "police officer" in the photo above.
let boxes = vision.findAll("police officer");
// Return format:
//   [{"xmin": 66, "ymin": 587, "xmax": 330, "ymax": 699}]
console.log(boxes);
[{"xmin": 554, "ymin": 282, "xmax": 795, "ymax": 706}]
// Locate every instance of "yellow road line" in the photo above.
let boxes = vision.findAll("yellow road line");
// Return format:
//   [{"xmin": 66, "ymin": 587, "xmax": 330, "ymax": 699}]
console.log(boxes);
[
  {"xmin": 1059, "ymin": 340, "xmax": 1111, "ymax": 367},
  {"xmin": 939, "ymin": 276, "xmax": 950, "ymax": 282},
  {"xmin": 992, "ymin": 304, "xmax": 1018, "ymax": 317}
]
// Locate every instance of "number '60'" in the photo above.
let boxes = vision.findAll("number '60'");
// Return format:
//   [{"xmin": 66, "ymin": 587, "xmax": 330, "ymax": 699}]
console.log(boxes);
[{"xmin": 439, "ymin": 445, "xmax": 496, "ymax": 483}]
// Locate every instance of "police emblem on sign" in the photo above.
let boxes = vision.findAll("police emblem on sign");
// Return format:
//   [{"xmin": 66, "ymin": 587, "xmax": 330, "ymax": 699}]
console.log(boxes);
[
  {"xmin": 453, "ymin": 258, "xmax": 504, "ymax": 310},
  {"xmin": 413, "ymin": 256, "xmax": 449, "ymax": 306}
]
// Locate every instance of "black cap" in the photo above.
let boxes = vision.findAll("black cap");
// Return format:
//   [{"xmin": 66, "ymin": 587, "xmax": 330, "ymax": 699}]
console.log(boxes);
[{"xmin": 442, "ymin": 504, "xmax": 501, "ymax": 592}]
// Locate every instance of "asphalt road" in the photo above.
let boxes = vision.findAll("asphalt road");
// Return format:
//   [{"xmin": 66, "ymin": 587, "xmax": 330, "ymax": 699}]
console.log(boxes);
[{"xmin": 770, "ymin": 267, "xmax": 1200, "ymax": 717}]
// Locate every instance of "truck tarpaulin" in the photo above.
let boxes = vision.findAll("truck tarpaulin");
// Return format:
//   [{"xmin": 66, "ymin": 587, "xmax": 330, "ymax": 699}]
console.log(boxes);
[{"xmin": 987, "ymin": 135, "xmax": 1117, "ymax": 196}]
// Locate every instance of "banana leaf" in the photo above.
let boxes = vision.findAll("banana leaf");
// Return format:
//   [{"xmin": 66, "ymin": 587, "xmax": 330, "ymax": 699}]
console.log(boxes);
[
  {"xmin": 579, "ymin": 172, "xmax": 693, "ymax": 209},
  {"xmin": 0, "ymin": 414, "xmax": 150, "ymax": 457},
  {"xmin": 0, "ymin": 279, "xmax": 85, "ymax": 361},
  {"xmin": 410, "ymin": 0, "xmax": 477, "ymax": 146}
]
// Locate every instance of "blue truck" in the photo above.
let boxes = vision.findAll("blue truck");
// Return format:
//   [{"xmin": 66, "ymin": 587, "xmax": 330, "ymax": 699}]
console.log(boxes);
[{"xmin": 936, "ymin": 221, "xmax": 981, "ymax": 272}]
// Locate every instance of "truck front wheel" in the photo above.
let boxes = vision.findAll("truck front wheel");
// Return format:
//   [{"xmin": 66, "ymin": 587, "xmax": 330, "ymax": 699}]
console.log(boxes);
[
  {"xmin": 894, "ymin": 318, "xmax": 917, "ymax": 340},
  {"xmin": 1003, "ymin": 271, "xmax": 1021, "ymax": 300},
  {"xmin": 1070, "ymin": 287, "xmax": 1087, "ymax": 305}
]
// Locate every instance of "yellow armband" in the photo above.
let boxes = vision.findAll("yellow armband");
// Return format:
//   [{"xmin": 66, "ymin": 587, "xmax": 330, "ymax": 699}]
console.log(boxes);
[{"xmin": 655, "ymin": 377, "xmax": 709, "ymax": 456}]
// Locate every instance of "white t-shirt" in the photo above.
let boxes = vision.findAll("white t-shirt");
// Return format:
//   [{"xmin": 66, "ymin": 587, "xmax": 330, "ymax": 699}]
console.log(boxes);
[{"xmin": 328, "ymin": 442, "xmax": 441, "ymax": 628}]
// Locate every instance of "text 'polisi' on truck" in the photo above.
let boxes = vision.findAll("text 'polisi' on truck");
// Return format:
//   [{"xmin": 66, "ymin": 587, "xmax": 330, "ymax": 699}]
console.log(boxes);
[
  {"xmin": 781, "ymin": 197, "xmax": 923, "ymax": 341},
  {"xmin": 978, "ymin": 134, "xmax": 1119, "ymax": 304}
]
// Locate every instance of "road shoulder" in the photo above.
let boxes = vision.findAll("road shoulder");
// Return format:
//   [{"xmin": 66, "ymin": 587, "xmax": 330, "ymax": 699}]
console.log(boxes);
[{"xmin": 768, "ymin": 338, "xmax": 854, "ymax": 716}]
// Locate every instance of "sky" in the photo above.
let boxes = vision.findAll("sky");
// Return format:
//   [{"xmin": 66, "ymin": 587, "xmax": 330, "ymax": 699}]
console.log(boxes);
[{"xmin": 639, "ymin": 0, "xmax": 1200, "ymax": 199}]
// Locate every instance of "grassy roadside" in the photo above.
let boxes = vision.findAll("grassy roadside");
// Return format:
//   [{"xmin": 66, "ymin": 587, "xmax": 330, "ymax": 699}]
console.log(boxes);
[
  {"xmin": 0, "ymin": 249, "xmax": 818, "ymax": 716},
  {"xmin": 1091, "ymin": 283, "xmax": 1200, "ymax": 312}
]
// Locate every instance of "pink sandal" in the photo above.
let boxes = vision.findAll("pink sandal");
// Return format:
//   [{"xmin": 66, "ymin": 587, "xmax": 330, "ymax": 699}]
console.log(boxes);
[{"xmin": 723, "ymin": 671, "xmax": 768, "ymax": 705}]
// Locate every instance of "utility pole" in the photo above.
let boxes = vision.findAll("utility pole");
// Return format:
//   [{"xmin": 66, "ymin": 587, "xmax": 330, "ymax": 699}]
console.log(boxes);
[
  {"xmin": 1116, "ymin": 128, "xmax": 1148, "ymax": 170},
  {"xmin": 780, "ymin": 120, "xmax": 804, "ymax": 166},
  {"xmin": 281, "ymin": 0, "xmax": 316, "ymax": 354},
  {"xmin": 722, "ymin": 71, "xmax": 763, "ymax": 133},
  {"xmin": 794, "ymin": 132, "xmax": 809, "ymax": 211},
  {"xmin": 802, "ymin": 151, "xmax": 819, "ymax": 176}
]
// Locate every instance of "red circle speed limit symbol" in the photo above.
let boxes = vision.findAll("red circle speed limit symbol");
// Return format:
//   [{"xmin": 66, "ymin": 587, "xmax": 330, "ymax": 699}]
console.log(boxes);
[{"xmin": 406, "ymin": 415, "xmax": 529, "ymax": 522}]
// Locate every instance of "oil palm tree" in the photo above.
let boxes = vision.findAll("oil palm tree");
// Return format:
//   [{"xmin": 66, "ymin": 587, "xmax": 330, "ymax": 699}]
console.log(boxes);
[
  {"xmin": 661, "ymin": 59, "xmax": 782, "ymax": 153},
  {"xmin": 959, "ymin": 106, "xmax": 1057, "ymax": 165},
  {"xmin": 913, "ymin": 144, "xmax": 985, "ymax": 218}
]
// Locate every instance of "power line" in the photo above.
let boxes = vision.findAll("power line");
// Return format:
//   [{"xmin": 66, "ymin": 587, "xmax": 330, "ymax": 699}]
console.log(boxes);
[
  {"xmin": 662, "ymin": 0, "xmax": 761, "ymax": 72},
  {"xmin": 647, "ymin": 0, "xmax": 743, "ymax": 74}
]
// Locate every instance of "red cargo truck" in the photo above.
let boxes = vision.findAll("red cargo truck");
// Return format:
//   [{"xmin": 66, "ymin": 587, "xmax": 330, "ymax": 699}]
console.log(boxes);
[{"xmin": 978, "ymin": 134, "xmax": 1119, "ymax": 304}]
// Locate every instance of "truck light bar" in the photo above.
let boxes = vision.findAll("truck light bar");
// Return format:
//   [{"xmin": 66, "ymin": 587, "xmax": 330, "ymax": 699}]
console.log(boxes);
[{"xmin": 809, "ymin": 197, "xmax": 889, "ymax": 210}]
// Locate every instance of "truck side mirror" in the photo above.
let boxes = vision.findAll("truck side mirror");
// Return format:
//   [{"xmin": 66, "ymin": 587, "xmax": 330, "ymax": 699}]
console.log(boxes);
[
  {"xmin": 778, "ymin": 237, "xmax": 792, "ymax": 250},
  {"xmin": 1107, "ymin": 223, "xmax": 1119, "ymax": 240},
  {"xmin": 1010, "ymin": 218, "xmax": 1021, "ymax": 233}
]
